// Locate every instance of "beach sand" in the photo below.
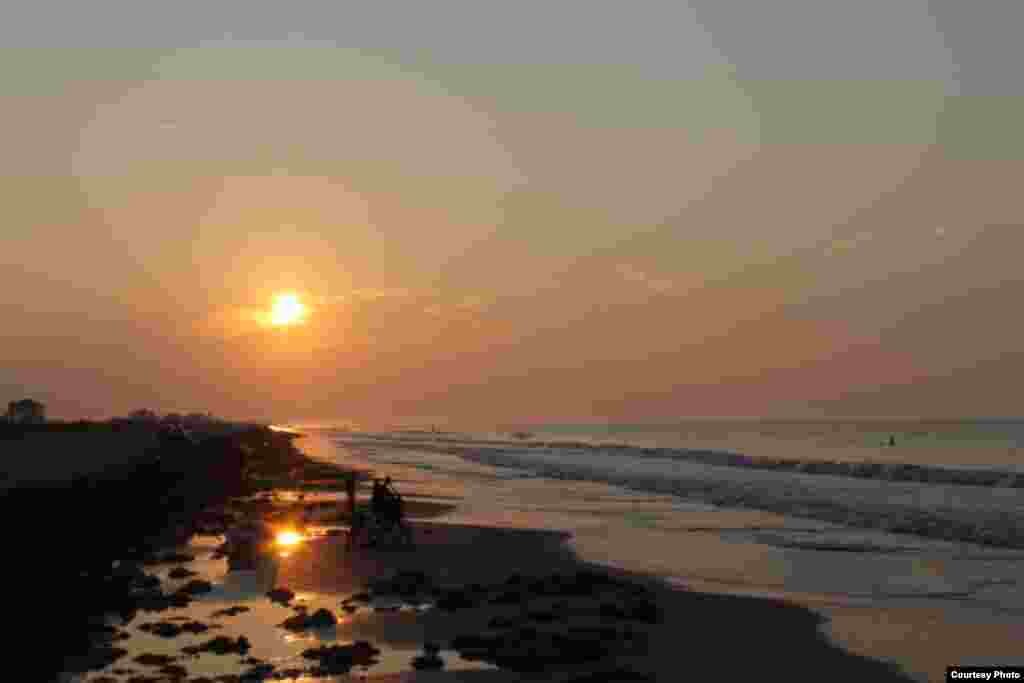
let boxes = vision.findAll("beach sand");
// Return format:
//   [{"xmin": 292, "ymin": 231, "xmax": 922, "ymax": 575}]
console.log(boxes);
[
  {"xmin": 284, "ymin": 518, "xmax": 915, "ymax": 682},
  {"xmin": 63, "ymin": 429, "xmax": 1020, "ymax": 683}
]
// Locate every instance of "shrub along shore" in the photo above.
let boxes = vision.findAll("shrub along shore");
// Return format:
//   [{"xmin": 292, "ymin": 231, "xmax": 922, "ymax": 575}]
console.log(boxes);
[{"xmin": 1, "ymin": 422, "xmax": 358, "ymax": 681}]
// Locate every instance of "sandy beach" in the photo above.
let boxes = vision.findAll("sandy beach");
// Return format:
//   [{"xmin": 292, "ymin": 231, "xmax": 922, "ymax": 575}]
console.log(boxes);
[{"xmin": 53, "ymin": 428, "xmax": 943, "ymax": 683}]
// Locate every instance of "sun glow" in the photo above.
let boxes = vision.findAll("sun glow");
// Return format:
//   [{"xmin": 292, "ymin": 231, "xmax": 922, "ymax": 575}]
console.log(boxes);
[
  {"xmin": 275, "ymin": 530, "xmax": 303, "ymax": 547},
  {"xmin": 269, "ymin": 293, "xmax": 307, "ymax": 327}
]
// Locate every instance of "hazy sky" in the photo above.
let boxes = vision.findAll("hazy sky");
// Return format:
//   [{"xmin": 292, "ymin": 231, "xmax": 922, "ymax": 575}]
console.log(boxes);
[{"xmin": 2, "ymin": 1, "xmax": 1022, "ymax": 425}]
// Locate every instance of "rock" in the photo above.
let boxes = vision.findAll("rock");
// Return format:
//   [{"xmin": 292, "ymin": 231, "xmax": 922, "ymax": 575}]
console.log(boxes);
[
  {"xmin": 266, "ymin": 587, "xmax": 294, "ymax": 604},
  {"xmin": 169, "ymin": 567, "xmax": 198, "ymax": 579},
  {"xmin": 139, "ymin": 621, "xmax": 184, "ymax": 638},
  {"xmin": 177, "ymin": 579, "xmax": 214, "ymax": 596},
  {"xmin": 271, "ymin": 669, "xmax": 305, "ymax": 680},
  {"xmin": 181, "ymin": 621, "xmax": 211, "ymax": 634},
  {"xmin": 183, "ymin": 636, "xmax": 251, "ymax": 656},
  {"xmin": 341, "ymin": 604, "xmax": 358, "ymax": 614},
  {"xmin": 240, "ymin": 663, "xmax": 275, "ymax": 681},
  {"xmin": 158, "ymin": 663, "xmax": 190, "ymax": 678},
  {"xmin": 279, "ymin": 614, "xmax": 309, "ymax": 631},
  {"xmin": 133, "ymin": 653, "xmax": 178, "ymax": 667},
  {"xmin": 280, "ymin": 608, "xmax": 336, "ymax": 631},
  {"xmin": 137, "ymin": 574, "xmax": 162, "ymax": 590},
  {"xmin": 211, "ymin": 606, "xmax": 250, "ymax": 617},
  {"xmin": 170, "ymin": 592, "xmax": 194, "ymax": 607},
  {"xmin": 302, "ymin": 641, "xmax": 380, "ymax": 675},
  {"xmin": 308, "ymin": 608, "xmax": 337, "ymax": 628},
  {"xmin": 411, "ymin": 654, "xmax": 444, "ymax": 670}
]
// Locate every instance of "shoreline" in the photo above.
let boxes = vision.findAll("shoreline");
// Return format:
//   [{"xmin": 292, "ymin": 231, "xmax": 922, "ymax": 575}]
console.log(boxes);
[
  {"xmin": 332, "ymin": 434, "xmax": 1024, "ymax": 550},
  {"xmin": 13, "ymin": 423, "xmax": 925, "ymax": 681}
]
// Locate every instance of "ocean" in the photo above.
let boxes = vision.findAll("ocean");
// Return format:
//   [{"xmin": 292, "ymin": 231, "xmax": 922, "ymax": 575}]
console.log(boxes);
[{"xmin": 299, "ymin": 420, "xmax": 1024, "ymax": 681}]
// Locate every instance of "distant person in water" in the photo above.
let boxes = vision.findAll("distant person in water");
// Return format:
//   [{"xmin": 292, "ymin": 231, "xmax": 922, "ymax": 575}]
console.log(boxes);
[{"xmin": 889, "ymin": 435, "xmax": 896, "ymax": 447}]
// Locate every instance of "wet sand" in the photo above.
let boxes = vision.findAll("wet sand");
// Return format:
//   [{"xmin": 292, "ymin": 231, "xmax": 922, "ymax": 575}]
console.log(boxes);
[{"xmin": 73, "ymin": 494, "xmax": 914, "ymax": 683}]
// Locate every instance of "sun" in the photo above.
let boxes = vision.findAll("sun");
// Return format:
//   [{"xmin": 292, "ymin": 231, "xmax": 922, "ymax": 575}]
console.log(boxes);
[
  {"xmin": 275, "ymin": 529, "xmax": 303, "ymax": 547},
  {"xmin": 269, "ymin": 293, "xmax": 307, "ymax": 327}
]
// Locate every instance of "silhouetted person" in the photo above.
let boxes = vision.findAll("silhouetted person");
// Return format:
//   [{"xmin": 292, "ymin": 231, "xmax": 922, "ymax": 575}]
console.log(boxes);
[
  {"xmin": 888, "ymin": 435, "xmax": 896, "ymax": 447},
  {"xmin": 371, "ymin": 478, "xmax": 389, "ymax": 519}
]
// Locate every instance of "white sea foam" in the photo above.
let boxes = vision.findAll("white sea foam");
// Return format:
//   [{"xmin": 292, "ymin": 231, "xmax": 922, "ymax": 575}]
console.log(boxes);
[{"xmin": 334, "ymin": 431, "xmax": 1024, "ymax": 549}]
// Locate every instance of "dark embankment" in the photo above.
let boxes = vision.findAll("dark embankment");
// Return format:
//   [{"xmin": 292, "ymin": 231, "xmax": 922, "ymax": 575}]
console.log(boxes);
[{"xmin": 1, "ymin": 422, "xmax": 336, "ymax": 681}]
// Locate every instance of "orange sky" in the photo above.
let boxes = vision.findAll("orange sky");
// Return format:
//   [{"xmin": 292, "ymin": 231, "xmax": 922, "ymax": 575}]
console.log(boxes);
[{"xmin": 2, "ymin": 4, "xmax": 1023, "ymax": 425}]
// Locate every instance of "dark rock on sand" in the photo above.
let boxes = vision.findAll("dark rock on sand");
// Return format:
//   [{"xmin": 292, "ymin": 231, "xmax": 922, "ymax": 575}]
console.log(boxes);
[
  {"xmin": 133, "ymin": 652, "xmax": 179, "ymax": 667},
  {"xmin": 279, "ymin": 608, "xmax": 336, "ymax": 631},
  {"xmin": 177, "ymin": 579, "xmax": 214, "ymax": 596},
  {"xmin": 240, "ymin": 663, "xmax": 275, "ymax": 681},
  {"xmin": 181, "ymin": 620, "xmax": 211, "ymax": 634},
  {"xmin": 158, "ymin": 663, "xmax": 190, "ymax": 678},
  {"xmin": 139, "ymin": 620, "xmax": 184, "ymax": 638},
  {"xmin": 266, "ymin": 587, "xmax": 294, "ymax": 604},
  {"xmin": 169, "ymin": 566, "xmax": 198, "ymax": 579},
  {"xmin": 136, "ymin": 573, "xmax": 162, "ymax": 590},
  {"xmin": 301, "ymin": 641, "xmax": 380, "ymax": 675},
  {"xmin": 308, "ymin": 608, "xmax": 337, "ymax": 627},
  {"xmin": 211, "ymin": 605, "xmax": 250, "ymax": 617},
  {"xmin": 412, "ymin": 654, "xmax": 444, "ymax": 670},
  {"xmin": 135, "ymin": 589, "xmax": 193, "ymax": 612},
  {"xmin": 182, "ymin": 635, "xmax": 251, "ymax": 656}
]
